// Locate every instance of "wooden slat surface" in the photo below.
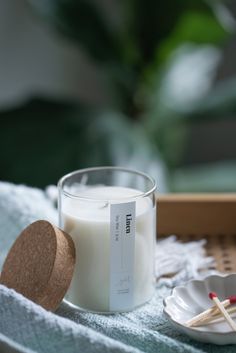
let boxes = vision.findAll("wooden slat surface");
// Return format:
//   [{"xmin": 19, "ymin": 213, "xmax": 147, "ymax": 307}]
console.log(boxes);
[
  {"xmin": 157, "ymin": 193, "xmax": 236, "ymax": 236},
  {"xmin": 157, "ymin": 194, "xmax": 236, "ymax": 273}
]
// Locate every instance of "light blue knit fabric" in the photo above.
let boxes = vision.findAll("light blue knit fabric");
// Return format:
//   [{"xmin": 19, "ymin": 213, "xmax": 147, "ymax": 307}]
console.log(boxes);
[{"xmin": 0, "ymin": 182, "xmax": 233, "ymax": 353}]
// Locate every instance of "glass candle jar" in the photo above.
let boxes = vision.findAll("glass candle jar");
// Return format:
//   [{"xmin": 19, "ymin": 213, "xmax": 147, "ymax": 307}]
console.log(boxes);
[{"xmin": 58, "ymin": 167, "xmax": 156, "ymax": 313}]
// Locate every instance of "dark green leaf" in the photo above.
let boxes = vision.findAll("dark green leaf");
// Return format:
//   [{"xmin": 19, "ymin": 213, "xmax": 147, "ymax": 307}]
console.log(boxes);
[
  {"xmin": 28, "ymin": 0, "xmax": 122, "ymax": 63},
  {"xmin": 0, "ymin": 99, "xmax": 165, "ymax": 188}
]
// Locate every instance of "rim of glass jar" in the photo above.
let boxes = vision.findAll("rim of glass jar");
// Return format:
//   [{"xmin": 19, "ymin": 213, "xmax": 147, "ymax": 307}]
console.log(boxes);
[{"xmin": 58, "ymin": 166, "xmax": 157, "ymax": 202}]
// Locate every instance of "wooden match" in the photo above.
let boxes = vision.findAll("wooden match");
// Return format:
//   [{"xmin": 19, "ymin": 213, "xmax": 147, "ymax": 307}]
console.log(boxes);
[
  {"xmin": 194, "ymin": 306, "xmax": 236, "ymax": 327},
  {"xmin": 209, "ymin": 292, "xmax": 236, "ymax": 332},
  {"xmin": 186, "ymin": 295, "xmax": 236, "ymax": 327}
]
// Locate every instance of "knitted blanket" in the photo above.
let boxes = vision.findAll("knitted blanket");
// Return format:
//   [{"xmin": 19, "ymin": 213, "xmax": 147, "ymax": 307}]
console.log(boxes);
[{"xmin": 0, "ymin": 182, "xmax": 231, "ymax": 353}]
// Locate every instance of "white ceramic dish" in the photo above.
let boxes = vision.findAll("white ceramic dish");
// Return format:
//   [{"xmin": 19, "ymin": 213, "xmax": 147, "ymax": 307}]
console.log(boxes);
[{"xmin": 163, "ymin": 274, "xmax": 236, "ymax": 345}]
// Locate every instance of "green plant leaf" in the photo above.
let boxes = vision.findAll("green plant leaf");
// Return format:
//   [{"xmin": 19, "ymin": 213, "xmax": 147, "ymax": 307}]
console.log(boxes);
[
  {"xmin": 28, "ymin": 0, "xmax": 122, "ymax": 63},
  {"xmin": 156, "ymin": 10, "xmax": 228, "ymax": 65},
  {"xmin": 0, "ymin": 99, "xmax": 166, "ymax": 189}
]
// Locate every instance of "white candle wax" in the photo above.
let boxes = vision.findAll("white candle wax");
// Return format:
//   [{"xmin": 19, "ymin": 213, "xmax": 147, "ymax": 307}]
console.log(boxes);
[{"xmin": 61, "ymin": 186, "xmax": 155, "ymax": 312}]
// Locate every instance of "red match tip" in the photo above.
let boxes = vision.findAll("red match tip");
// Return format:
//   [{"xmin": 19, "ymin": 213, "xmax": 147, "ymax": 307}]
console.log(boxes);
[
  {"xmin": 209, "ymin": 292, "xmax": 217, "ymax": 300},
  {"xmin": 229, "ymin": 296, "xmax": 236, "ymax": 304}
]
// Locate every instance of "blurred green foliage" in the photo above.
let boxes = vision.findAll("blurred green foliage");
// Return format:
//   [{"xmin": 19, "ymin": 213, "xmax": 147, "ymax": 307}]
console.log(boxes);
[
  {"xmin": 29, "ymin": 0, "xmax": 227, "ymax": 114},
  {"xmin": 0, "ymin": 0, "xmax": 234, "ymax": 189},
  {"xmin": 0, "ymin": 99, "xmax": 161, "ymax": 188}
]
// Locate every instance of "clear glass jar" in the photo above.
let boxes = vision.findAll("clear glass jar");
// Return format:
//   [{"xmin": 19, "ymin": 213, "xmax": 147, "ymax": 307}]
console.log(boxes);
[{"xmin": 58, "ymin": 167, "xmax": 156, "ymax": 313}]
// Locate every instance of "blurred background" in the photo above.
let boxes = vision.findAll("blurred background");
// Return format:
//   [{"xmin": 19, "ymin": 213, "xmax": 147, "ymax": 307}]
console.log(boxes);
[{"xmin": 1, "ymin": 0, "xmax": 236, "ymax": 192}]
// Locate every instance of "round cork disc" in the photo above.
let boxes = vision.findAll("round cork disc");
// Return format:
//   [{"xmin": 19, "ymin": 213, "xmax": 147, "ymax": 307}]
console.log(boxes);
[{"xmin": 0, "ymin": 220, "xmax": 76, "ymax": 311}]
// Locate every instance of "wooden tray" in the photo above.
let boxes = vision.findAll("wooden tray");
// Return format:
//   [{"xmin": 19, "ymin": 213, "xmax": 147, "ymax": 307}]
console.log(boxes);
[{"xmin": 157, "ymin": 194, "xmax": 236, "ymax": 273}]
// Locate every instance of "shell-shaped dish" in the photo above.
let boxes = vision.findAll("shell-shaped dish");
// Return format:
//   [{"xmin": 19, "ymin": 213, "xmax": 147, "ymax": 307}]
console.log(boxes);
[{"xmin": 163, "ymin": 274, "xmax": 236, "ymax": 345}]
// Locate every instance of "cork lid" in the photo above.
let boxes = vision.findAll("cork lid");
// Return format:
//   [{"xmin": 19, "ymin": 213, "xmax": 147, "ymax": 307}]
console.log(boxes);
[{"xmin": 0, "ymin": 220, "xmax": 76, "ymax": 311}]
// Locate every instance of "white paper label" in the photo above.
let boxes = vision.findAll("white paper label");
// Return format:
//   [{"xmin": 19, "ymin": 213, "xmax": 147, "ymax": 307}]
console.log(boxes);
[{"xmin": 109, "ymin": 201, "xmax": 136, "ymax": 311}]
